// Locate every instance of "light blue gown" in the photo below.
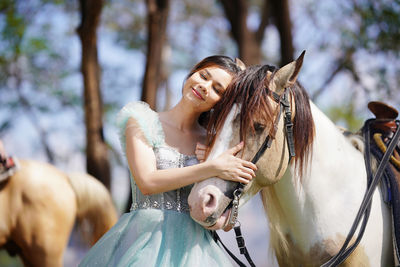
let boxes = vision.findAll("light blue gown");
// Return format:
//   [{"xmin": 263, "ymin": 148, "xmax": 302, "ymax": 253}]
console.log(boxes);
[{"xmin": 79, "ymin": 102, "xmax": 232, "ymax": 267}]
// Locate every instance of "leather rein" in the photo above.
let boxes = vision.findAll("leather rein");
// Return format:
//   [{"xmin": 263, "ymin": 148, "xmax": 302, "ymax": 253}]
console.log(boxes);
[
  {"xmin": 321, "ymin": 118, "xmax": 400, "ymax": 266},
  {"xmin": 212, "ymin": 88, "xmax": 295, "ymax": 267}
]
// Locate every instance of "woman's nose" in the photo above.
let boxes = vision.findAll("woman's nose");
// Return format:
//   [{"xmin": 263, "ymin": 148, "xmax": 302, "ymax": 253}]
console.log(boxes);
[{"xmin": 200, "ymin": 81, "xmax": 212, "ymax": 95}]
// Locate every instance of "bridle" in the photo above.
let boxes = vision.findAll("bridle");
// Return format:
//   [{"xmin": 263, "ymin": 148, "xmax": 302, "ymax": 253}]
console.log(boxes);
[
  {"xmin": 226, "ymin": 87, "xmax": 295, "ymax": 228},
  {"xmin": 212, "ymin": 87, "xmax": 296, "ymax": 267}
]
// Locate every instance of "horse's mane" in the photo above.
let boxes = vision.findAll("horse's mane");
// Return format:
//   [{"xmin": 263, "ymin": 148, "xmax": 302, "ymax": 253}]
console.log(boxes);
[{"xmin": 206, "ymin": 64, "xmax": 315, "ymax": 176}]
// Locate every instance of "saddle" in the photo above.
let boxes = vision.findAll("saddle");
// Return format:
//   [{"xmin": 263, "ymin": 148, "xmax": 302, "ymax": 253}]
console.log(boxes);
[
  {"xmin": 0, "ymin": 155, "xmax": 19, "ymax": 183},
  {"xmin": 367, "ymin": 101, "xmax": 400, "ymax": 265}
]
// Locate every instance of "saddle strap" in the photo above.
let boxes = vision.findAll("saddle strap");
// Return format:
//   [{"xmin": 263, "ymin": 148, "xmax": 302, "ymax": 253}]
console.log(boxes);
[{"xmin": 321, "ymin": 119, "xmax": 400, "ymax": 267}]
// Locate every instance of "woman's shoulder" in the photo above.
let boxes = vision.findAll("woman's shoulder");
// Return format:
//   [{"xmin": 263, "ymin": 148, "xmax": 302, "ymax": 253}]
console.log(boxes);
[
  {"xmin": 117, "ymin": 101, "xmax": 155, "ymax": 116},
  {"xmin": 116, "ymin": 101, "xmax": 165, "ymax": 149}
]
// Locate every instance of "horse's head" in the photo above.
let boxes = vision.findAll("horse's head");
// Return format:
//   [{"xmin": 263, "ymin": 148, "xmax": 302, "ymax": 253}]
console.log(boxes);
[{"xmin": 188, "ymin": 51, "xmax": 315, "ymax": 229}]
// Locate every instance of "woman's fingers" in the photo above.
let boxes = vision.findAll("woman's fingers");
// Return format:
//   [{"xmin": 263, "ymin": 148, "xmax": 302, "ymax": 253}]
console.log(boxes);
[
  {"xmin": 227, "ymin": 141, "xmax": 244, "ymax": 156},
  {"xmin": 196, "ymin": 142, "xmax": 207, "ymax": 150},
  {"xmin": 195, "ymin": 151, "xmax": 206, "ymax": 162},
  {"xmin": 196, "ymin": 151, "xmax": 205, "ymax": 156},
  {"xmin": 241, "ymin": 159, "xmax": 257, "ymax": 171},
  {"xmin": 236, "ymin": 176, "xmax": 251, "ymax": 184},
  {"xmin": 195, "ymin": 143, "xmax": 207, "ymax": 162},
  {"xmin": 238, "ymin": 171, "xmax": 253, "ymax": 181},
  {"xmin": 213, "ymin": 142, "xmax": 259, "ymax": 183},
  {"xmin": 239, "ymin": 166, "xmax": 256, "ymax": 178}
]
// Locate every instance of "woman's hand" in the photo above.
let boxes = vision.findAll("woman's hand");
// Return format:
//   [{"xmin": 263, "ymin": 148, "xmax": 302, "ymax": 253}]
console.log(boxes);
[
  {"xmin": 211, "ymin": 142, "xmax": 257, "ymax": 184},
  {"xmin": 195, "ymin": 142, "xmax": 208, "ymax": 163}
]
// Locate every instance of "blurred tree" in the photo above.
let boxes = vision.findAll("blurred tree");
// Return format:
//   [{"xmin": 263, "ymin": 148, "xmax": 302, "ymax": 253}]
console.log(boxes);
[
  {"xmin": 296, "ymin": 0, "xmax": 400, "ymax": 129},
  {"xmin": 77, "ymin": 0, "xmax": 111, "ymax": 189},
  {"xmin": 305, "ymin": 0, "xmax": 400, "ymax": 104},
  {"xmin": 142, "ymin": 0, "xmax": 170, "ymax": 110},
  {"xmin": 219, "ymin": 0, "xmax": 294, "ymax": 66},
  {"xmin": 345, "ymin": 0, "xmax": 400, "ymax": 101},
  {"xmin": 0, "ymin": 0, "xmax": 80, "ymax": 163},
  {"xmin": 219, "ymin": 0, "xmax": 264, "ymax": 65},
  {"xmin": 269, "ymin": 0, "xmax": 294, "ymax": 65}
]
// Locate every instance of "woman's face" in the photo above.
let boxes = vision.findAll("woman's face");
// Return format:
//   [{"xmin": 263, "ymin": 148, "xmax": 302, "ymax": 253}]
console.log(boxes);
[{"xmin": 182, "ymin": 67, "xmax": 233, "ymax": 112}]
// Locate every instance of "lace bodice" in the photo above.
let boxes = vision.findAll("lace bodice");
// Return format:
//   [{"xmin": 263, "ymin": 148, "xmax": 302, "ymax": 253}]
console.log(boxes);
[{"xmin": 116, "ymin": 101, "xmax": 199, "ymax": 213}]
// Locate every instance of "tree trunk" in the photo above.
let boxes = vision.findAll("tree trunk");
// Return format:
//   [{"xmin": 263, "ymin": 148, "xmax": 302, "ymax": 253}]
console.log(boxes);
[
  {"xmin": 77, "ymin": 0, "xmax": 111, "ymax": 189},
  {"xmin": 124, "ymin": 0, "xmax": 170, "ymax": 213},
  {"xmin": 269, "ymin": 0, "xmax": 294, "ymax": 66},
  {"xmin": 220, "ymin": 0, "xmax": 294, "ymax": 67},
  {"xmin": 219, "ymin": 0, "xmax": 269, "ymax": 65},
  {"xmin": 142, "ymin": 0, "xmax": 170, "ymax": 110}
]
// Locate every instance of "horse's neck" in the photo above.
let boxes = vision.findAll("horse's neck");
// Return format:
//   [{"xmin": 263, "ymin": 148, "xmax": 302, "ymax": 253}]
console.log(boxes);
[{"xmin": 266, "ymin": 101, "xmax": 367, "ymax": 251}]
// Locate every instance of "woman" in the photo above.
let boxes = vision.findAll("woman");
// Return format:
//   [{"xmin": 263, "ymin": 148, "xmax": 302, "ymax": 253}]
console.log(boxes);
[{"xmin": 79, "ymin": 56, "xmax": 257, "ymax": 266}]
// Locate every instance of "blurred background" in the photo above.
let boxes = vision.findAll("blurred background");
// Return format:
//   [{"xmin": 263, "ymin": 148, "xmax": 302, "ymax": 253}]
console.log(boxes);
[{"xmin": 0, "ymin": 0, "xmax": 399, "ymax": 266}]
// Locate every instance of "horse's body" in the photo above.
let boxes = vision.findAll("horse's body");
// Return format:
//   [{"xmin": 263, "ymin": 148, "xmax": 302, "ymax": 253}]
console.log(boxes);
[
  {"xmin": 0, "ymin": 159, "xmax": 118, "ymax": 267},
  {"xmin": 188, "ymin": 54, "xmax": 394, "ymax": 266},
  {"xmin": 260, "ymin": 102, "xmax": 393, "ymax": 266}
]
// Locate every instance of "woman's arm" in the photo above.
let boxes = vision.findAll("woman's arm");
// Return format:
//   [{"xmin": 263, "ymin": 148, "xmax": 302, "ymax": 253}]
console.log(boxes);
[{"xmin": 125, "ymin": 118, "xmax": 257, "ymax": 195}]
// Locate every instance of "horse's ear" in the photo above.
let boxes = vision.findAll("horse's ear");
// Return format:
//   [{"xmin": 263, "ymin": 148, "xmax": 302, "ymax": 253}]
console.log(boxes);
[
  {"xmin": 272, "ymin": 50, "xmax": 305, "ymax": 94},
  {"xmin": 235, "ymin": 58, "xmax": 246, "ymax": 70}
]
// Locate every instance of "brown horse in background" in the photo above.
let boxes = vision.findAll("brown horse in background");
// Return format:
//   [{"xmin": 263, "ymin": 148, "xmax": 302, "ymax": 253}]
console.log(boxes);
[{"xmin": 0, "ymin": 159, "xmax": 118, "ymax": 267}]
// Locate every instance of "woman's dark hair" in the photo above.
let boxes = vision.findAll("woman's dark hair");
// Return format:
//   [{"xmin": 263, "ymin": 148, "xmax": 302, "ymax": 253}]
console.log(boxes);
[{"xmin": 186, "ymin": 55, "xmax": 242, "ymax": 127}]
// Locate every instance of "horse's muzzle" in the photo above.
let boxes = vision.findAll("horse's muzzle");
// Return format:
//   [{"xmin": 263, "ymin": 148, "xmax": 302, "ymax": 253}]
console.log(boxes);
[{"xmin": 188, "ymin": 185, "xmax": 232, "ymax": 229}]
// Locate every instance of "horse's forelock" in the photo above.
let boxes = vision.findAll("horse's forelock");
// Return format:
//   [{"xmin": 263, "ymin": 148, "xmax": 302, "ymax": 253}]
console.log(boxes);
[
  {"xmin": 206, "ymin": 65, "xmax": 279, "ymax": 153},
  {"xmin": 206, "ymin": 66, "xmax": 315, "ymax": 178},
  {"xmin": 238, "ymin": 67, "xmax": 315, "ymax": 177},
  {"xmin": 236, "ymin": 65, "xmax": 278, "ymax": 149}
]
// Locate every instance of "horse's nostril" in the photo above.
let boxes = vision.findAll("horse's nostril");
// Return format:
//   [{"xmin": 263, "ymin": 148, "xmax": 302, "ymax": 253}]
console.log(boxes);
[{"xmin": 204, "ymin": 193, "xmax": 215, "ymax": 209}]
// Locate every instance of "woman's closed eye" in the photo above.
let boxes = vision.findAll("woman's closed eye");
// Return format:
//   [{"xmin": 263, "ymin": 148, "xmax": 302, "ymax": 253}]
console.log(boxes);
[{"xmin": 213, "ymin": 85, "xmax": 222, "ymax": 95}]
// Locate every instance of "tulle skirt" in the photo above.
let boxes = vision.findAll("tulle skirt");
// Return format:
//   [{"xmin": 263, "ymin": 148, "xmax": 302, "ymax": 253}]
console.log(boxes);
[{"xmin": 79, "ymin": 209, "xmax": 233, "ymax": 267}]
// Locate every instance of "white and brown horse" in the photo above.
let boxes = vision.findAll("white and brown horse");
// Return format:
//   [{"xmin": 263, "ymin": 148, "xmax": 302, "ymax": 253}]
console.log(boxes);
[
  {"xmin": 0, "ymin": 159, "xmax": 118, "ymax": 267},
  {"xmin": 188, "ymin": 53, "xmax": 394, "ymax": 266}
]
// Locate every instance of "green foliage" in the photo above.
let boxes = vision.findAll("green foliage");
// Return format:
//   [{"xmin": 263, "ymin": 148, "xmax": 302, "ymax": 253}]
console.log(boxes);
[
  {"xmin": 352, "ymin": 0, "xmax": 400, "ymax": 54},
  {"xmin": 102, "ymin": 0, "xmax": 147, "ymax": 50},
  {"xmin": 0, "ymin": 0, "xmax": 83, "ymax": 164},
  {"xmin": 301, "ymin": 0, "xmax": 399, "ymax": 116},
  {"xmin": 342, "ymin": 0, "xmax": 400, "ymax": 102},
  {"xmin": 1, "ymin": 3, "xmax": 25, "ymax": 57},
  {"xmin": 326, "ymin": 102, "xmax": 364, "ymax": 132},
  {"xmin": 0, "ymin": 251, "xmax": 23, "ymax": 267}
]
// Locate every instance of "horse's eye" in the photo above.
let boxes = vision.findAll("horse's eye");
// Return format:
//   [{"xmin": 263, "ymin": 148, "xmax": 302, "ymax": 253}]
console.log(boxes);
[{"xmin": 254, "ymin": 122, "xmax": 266, "ymax": 132}]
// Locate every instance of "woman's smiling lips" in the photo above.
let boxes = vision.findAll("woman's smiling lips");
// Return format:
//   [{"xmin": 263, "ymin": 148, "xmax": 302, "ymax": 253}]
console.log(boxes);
[{"xmin": 192, "ymin": 88, "xmax": 205, "ymax": 100}]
